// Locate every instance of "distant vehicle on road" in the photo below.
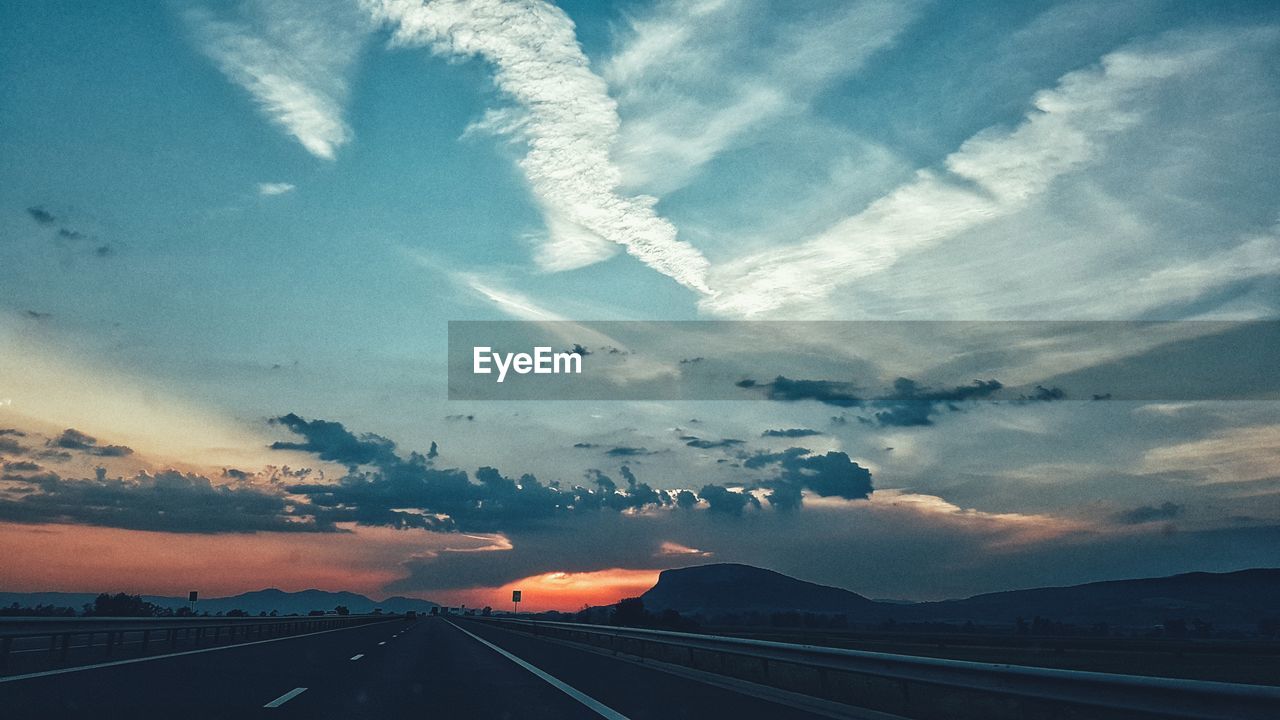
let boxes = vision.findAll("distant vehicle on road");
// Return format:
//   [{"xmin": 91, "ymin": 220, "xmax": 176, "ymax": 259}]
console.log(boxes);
[{"xmin": 405, "ymin": 610, "xmax": 417, "ymax": 619}]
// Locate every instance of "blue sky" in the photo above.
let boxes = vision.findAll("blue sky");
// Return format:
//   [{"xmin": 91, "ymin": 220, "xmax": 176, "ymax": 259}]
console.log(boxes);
[{"xmin": 1, "ymin": 0, "xmax": 1278, "ymax": 607}]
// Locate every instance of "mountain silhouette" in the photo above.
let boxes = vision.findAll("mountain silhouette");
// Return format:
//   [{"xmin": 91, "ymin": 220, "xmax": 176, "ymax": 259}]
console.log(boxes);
[
  {"xmin": 0, "ymin": 588, "xmax": 438, "ymax": 616},
  {"xmin": 642, "ymin": 563, "xmax": 878, "ymax": 615},
  {"xmin": 641, "ymin": 563, "xmax": 1280, "ymax": 629},
  {"xmin": 904, "ymin": 569, "xmax": 1280, "ymax": 628}
]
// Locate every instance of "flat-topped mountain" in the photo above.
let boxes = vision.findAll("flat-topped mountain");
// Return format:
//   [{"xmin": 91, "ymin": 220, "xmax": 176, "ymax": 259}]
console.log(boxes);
[{"xmin": 641, "ymin": 563, "xmax": 878, "ymax": 616}]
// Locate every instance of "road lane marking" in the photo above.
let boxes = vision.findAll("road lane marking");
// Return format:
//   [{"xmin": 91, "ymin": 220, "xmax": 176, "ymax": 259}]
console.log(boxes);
[
  {"xmin": 264, "ymin": 687, "xmax": 308, "ymax": 708},
  {"xmin": 446, "ymin": 620, "xmax": 629, "ymax": 720},
  {"xmin": 0, "ymin": 621, "xmax": 398, "ymax": 684},
  {"xmin": 378, "ymin": 641, "xmax": 386, "ymax": 645},
  {"xmin": 350, "ymin": 654, "xmax": 364, "ymax": 661}
]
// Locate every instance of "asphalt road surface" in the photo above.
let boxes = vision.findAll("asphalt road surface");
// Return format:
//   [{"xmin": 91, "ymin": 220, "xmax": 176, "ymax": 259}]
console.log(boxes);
[{"xmin": 0, "ymin": 616, "xmax": 833, "ymax": 719}]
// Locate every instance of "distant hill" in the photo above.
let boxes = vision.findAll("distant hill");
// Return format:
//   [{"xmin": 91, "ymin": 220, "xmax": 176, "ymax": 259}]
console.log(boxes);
[
  {"xmin": 640, "ymin": 564, "xmax": 1280, "ymax": 630},
  {"xmin": 901, "ymin": 569, "xmax": 1280, "ymax": 629},
  {"xmin": 0, "ymin": 588, "xmax": 438, "ymax": 616},
  {"xmin": 641, "ymin": 563, "xmax": 878, "ymax": 616}
]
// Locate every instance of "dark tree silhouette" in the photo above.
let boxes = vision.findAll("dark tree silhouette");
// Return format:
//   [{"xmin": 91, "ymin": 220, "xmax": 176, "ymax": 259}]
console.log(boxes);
[
  {"xmin": 84, "ymin": 593, "xmax": 162, "ymax": 617},
  {"xmin": 611, "ymin": 597, "xmax": 649, "ymax": 627},
  {"xmin": 0, "ymin": 602, "xmax": 76, "ymax": 617}
]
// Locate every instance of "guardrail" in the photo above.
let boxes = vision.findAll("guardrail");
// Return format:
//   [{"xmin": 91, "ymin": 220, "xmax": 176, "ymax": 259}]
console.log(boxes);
[
  {"xmin": 474, "ymin": 618, "xmax": 1280, "ymax": 720},
  {"xmin": 0, "ymin": 614, "xmax": 400, "ymax": 675}
]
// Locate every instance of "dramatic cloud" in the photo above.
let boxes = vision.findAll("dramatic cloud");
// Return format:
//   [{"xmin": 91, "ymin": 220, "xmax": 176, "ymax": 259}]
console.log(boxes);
[
  {"xmin": 49, "ymin": 428, "xmax": 134, "ymax": 457},
  {"xmin": 681, "ymin": 435, "xmax": 745, "ymax": 450},
  {"xmin": 762, "ymin": 428, "xmax": 821, "ymax": 438},
  {"xmin": 186, "ymin": 0, "xmax": 370, "ymax": 159},
  {"xmin": 605, "ymin": 446, "xmax": 657, "ymax": 457},
  {"xmin": 872, "ymin": 378, "xmax": 1004, "ymax": 427},
  {"xmin": 3, "ymin": 460, "xmax": 41, "ymax": 473},
  {"xmin": 736, "ymin": 376, "xmax": 862, "ymax": 407},
  {"xmin": 1021, "ymin": 385, "xmax": 1066, "ymax": 403},
  {"xmin": 745, "ymin": 448, "xmax": 874, "ymax": 508},
  {"xmin": 262, "ymin": 413, "xmax": 876, "ymax": 533},
  {"xmin": 268, "ymin": 413, "xmax": 399, "ymax": 468},
  {"xmin": 703, "ymin": 31, "xmax": 1240, "ymax": 316},
  {"xmin": 366, "ymin": 0, "xmax": 712, "ymax": 291},
  {"xmin": 738, "ymin": 375, "xmax": 1005, "ymax": 427},
  {"xmin": 0, "ymin": 469, "xmax": 325, "ymax": 533},
  {"xmin": 52, "ymin": 428, "xmax": 100, "ymax": 450},
  {"xmin": 606, "ymin": 0, "xmax": 922, "ymax": 192},
  {"xmin": 698, "ymin": 484, "xmax": 760, "ymax": 516},
  {"xmin": 273, "ymin": 414, "xmax": 679, "ymax": 532}
]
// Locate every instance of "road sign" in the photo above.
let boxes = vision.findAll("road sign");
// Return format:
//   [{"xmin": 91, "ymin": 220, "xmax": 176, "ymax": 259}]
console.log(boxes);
[
  {"xmin": 511, "ymin": 590, "xmax": 521, "ymax": 603},
  {"xmin": 189, "ymin": 591, "xmax": 198, "ymax": 602}
]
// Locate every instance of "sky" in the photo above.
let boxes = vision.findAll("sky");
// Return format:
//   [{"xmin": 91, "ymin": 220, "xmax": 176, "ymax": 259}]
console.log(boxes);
[{"xmin": 1, "ymin": 0, "xmax": 1278, "ymax": 612}]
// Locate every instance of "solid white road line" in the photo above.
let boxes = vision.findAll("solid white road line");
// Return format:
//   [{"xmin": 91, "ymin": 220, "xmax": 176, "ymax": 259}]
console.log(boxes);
[
  {"xmin": 446, "ymin": 620, "xmax": 629, "ymax": 720},
  {"xmin": 0, "ymin": 621, "xmax": 395, "ymax": 684},
  {"xmin": 378, "ymin": 641, "xmax": 386, "ymax": 645},
  {"xmin": 350, "ymin": 654, "xmax": 364, "ymax": 661},
  {"xmin": 264, "ymin": 687, "xmax": 308, "ymax": 708}
]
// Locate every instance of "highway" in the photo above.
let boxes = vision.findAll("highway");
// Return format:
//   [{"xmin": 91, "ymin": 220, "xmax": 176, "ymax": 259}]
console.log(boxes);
[{"xmin": 0, "ymin": 616, "xmax": 834, "ymax": 719}]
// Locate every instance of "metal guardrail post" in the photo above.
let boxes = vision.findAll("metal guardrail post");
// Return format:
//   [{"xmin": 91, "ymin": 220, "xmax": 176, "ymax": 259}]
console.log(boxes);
[
  {"xmin": 1, "ymin": 636, "xmax": 10, "ymax": 671},
  {"xmin": 60, "ymin": 633, "xmax": 70, "ymax": 661},
  {"xmin": 141, "ymin": 629, "xmax": 150, "ymax": 652}
]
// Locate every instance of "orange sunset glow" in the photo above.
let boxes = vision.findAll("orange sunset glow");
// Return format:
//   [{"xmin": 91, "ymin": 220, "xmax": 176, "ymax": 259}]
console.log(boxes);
[
  {"xmin": 429, "ymin": 569, "xmax": 663, "ymax": 613},
  {"xmin": 0, "ymin": 521, "xmax": 659, "ymax": 612},
  {"xmin": 0, "ymin": 522, "xmax": 471, "ymax": 599}
]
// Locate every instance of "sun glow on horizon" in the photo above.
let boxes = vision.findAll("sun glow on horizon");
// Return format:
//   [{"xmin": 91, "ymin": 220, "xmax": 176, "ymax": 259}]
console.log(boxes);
[{"xmin": 428, "ymin": 568, "xmax": 663, "ymax": 613}]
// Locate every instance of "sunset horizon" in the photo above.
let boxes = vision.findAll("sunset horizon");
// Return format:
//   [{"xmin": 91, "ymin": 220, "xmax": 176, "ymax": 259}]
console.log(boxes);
[{"xmin": 3, "ymin": 1, "xmax": 1278, "ymax": 717}]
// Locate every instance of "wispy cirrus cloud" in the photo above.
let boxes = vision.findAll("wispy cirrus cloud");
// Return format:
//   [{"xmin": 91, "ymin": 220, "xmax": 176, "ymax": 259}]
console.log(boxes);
[
  {"xmin": 702, "ymin": 31, "xmax": 1245, "ymax": 317},
  {"xmin": 257, "ymin": 182, "xmax": 296, "ymax": 196},
  {"xmin": 605, "ymin": 0, "xmax": 924, "ymax": 194},
  {"xmin": 364, "ymin": 0, "xmax": 712, "ymax": 292},
  {"xmin": 186, "ymin": 0, "xmax": 371, "ymax": 160}
]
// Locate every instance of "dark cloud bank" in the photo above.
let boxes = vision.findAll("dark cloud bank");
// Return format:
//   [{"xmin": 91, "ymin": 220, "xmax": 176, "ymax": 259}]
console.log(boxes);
[
  {"xmin": 738, "ymin": 375, "xmax": 1006, "ymax": 426},
  {"xmin": 272, "ymin": 414, "xmax": 872, "ymax": 529},
  {"xmin": 0, "ymin": 415, "xmax": 875, "ymax": 535}
]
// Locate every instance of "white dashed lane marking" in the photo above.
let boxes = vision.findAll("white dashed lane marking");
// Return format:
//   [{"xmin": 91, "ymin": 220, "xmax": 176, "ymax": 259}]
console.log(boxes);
[{"xmin": 264, "ymin": 687, "xmax": 308, "ymax": 708}]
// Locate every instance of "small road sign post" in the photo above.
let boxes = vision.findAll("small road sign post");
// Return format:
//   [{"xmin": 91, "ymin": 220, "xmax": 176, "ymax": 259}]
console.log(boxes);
[
  {"xmin": 188, "ymin": 591, "xmax": 198, "ymax": 615},
  {"xmin": 512, "ymin": 590, "xmax": 521, "ymax": 615}
]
